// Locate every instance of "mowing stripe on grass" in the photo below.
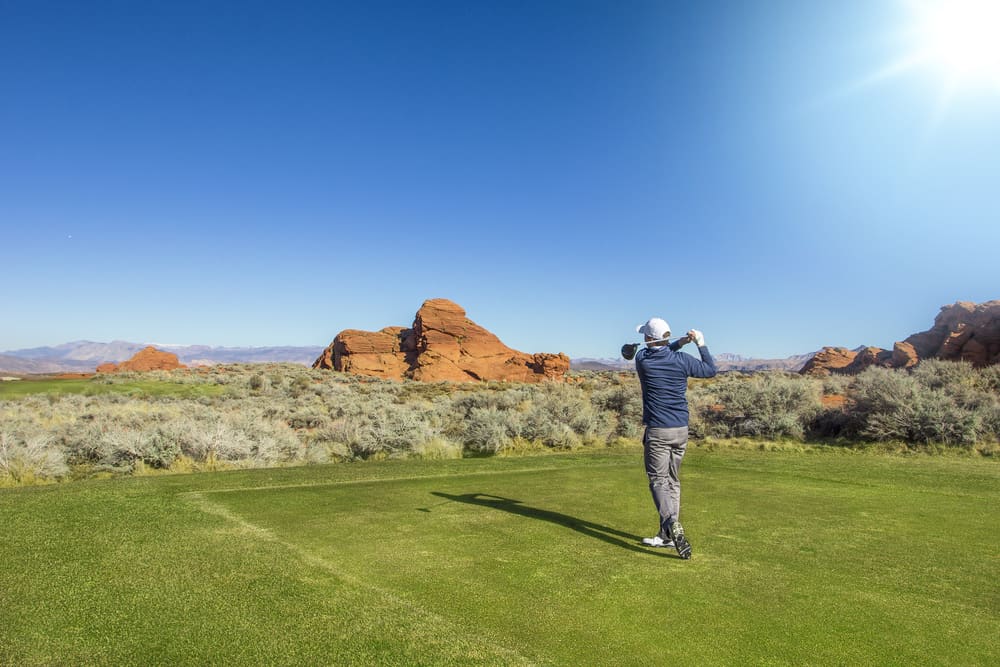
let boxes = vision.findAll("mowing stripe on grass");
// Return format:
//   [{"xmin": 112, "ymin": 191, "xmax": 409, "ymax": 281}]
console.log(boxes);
[{"xmin": 181, "ymin": 460, "xmax": 637, "ymax": 497}]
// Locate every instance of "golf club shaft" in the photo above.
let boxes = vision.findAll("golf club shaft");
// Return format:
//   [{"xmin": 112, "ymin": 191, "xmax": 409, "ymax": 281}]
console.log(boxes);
[
  {"xmin": 621, "ymin": 334, "xmax": 694, "ymax": 360},
  {"xmin": 639, "ymin": 334, "xmax": 693, "ymax": 347}
]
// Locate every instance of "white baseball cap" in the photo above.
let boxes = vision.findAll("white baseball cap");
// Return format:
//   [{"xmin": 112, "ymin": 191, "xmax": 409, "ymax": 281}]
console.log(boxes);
[{"xmin": 636, "ymin": 317, "xmax": 671, "ymax": 340}]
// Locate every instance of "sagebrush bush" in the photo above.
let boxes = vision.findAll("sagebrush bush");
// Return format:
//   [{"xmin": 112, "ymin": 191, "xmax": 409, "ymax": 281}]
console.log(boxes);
[
  {"xmin": 0, "ymin": 431, "xmax": 68, "ymax": 484},
  {"xmin": 849, "ymin": 365, "xmax": 995, "ymax": 446},
  {"xmin": 592, "ymin": 381, "xmax": 643, "ymax": 439},
  {"xmin": 411, "ymin": 437, "xmax": 463, "ymax": 460},
  {"xmin": 522, "ymin": 384, "xmax": 609, "ymax": 448},
  {"xmin": 691, "ymin": 372, "xmax": 821, "ymax": 440},
  {"xmin": 909, "ymin": 359, "xmax": 979, "ymax": 391},
  {"xmin": 462, "ymin": 406, "xmax": 519, "ymax": 454},
  {"xmin": 975, "ymin": 365, "xmax": 1000, "ymax": 393}
]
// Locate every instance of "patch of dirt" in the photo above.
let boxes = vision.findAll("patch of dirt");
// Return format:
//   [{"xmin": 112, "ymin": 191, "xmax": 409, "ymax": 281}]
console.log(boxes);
[{"xmin": 821, "ymin": 394, "xmax": 847, "ymax": 409}]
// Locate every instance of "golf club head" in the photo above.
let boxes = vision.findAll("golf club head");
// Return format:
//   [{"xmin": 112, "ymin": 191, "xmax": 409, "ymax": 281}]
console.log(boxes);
[{"xmin": 621, "ymin": 343, "xmax": 639, "ymax": 360}]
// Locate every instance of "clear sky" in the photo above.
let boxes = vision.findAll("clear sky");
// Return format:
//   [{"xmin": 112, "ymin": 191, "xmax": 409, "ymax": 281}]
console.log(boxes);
[{"xmin": 2, "ymin": 0, "xmax": 998, "ymax": 360}]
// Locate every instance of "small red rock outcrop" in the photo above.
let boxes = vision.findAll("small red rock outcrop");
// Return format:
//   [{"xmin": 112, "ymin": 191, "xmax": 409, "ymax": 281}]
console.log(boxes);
[
  {"xmin": 799, "ymin": 347, "xmax": 859, "ymax": 376},
  {"xmin": 801, "ymin": 300, "xmax": 1000, "ymax": 376},
  {"xmin": 96, "ymin": 346, "xmax": 186, "ymax": 373},
  {"xmin": 314, "ymin": 299, "xmax": 570, "ymax": 382}
]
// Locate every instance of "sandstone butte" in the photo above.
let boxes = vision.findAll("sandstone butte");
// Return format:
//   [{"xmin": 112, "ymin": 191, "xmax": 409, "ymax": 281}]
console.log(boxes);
[
  {"xmin": 313, "ymin": 298, "xmax": 570, "ymax": 382},
  {"xmin": 801, "ymin": 300, "xmax": 1000, "ymax": 376},
  {"xmin": 96, "ymin": 346, "xmax": 186, "ymax": 373}
]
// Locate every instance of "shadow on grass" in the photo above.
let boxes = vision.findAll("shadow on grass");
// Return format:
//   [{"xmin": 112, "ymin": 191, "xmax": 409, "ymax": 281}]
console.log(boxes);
[{"xmin": 427, "ymin": 492, "xmax": 677, "ymax": 558}]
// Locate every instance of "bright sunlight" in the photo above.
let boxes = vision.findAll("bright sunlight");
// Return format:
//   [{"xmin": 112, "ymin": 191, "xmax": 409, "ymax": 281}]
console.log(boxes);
[{"xmin": 905, "ymin": 0, "xmax": 1000, "ymax": 92}]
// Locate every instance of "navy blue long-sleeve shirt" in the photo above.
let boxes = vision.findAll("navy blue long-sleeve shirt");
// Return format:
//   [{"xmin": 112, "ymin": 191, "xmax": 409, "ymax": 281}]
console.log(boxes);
[{"xmin": 635, "ymin": 344, "xmax": 717, "ymax": 428}]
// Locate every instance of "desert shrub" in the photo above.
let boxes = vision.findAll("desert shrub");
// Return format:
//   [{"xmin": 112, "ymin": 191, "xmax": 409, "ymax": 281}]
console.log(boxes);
[
  {"xmin": 848, "ymin": 367, "xmax": 987, "ymax": 446},
  {"xmin": 974, "ymin": 364, "xmax": 1000, "ymax": 393},
  {"xmin": 462, "ymin": 406, "xmax": 521, "ymax": 454},
  {"xmin": 521, "ymin": 384, "xmax": 610, "ymax": 448},
  {"xmin": 0, "ymin": 431, "xmax": 68, "ymax": 484},
  {"xmin": 983, "ymin": 404, "xmax": 1000, "ymax": 443},
  {"xmin": 411, "ymin": 437, "xmax": 463, "ymax": 460},
  {"xmin": 321, "ymin": 418, "xmax": 369, "ymax": 457},
  {"xmin": 364, "ymin": 402, "xmax": 439, "ymax": 457},
  {"xmin": 318, "ymin": 393, "xmax": 440, "ymax": 459},
  {"xmin": 591, "ymin": 382, "xmax": 643, "ymax": 439},
  {"xmin": 56, "ymin": 403, "xmax": 181, "ymax": 471},
  {"xmin": 820, "ymin": 374, "xmax": 852, "ymax": 396},
  {"xmin": 51, "ymin": 397, "xmax": 303, "ymax": 470},
  {"xmin": 286, "ymin": 406, "xmax": 330, "ymax": 430},
  {"xmin": 234, "ymin": 409, "xmax": 302, "ymax": 463},
  {"xmin": 808, "ymin": 406, "xmax": 854, "ymax": 439},
  {"xmin": 249, "ymin": 373, "xmax": 266, "ymax": 392},
  {"xmin": 910, "ymin": 359, "xmax": 978, "ymax": 391},
  {"xmin": 450, "ymin": 383, "xmax": 613, "ymax": 451},
  {"xmin": 863, "ymin": 394, "xmax": 979, "ymax": 446},
  {"xmin": 181, "ymin": 421, "xmax": 259, "ymax": 464},
  {"xmin": 305, "ymin": 425, "xmax": 353, "ymax": 462},
  {"xmin": 451, "ymin": 388, "xmax": 533, "ymax": 414},
  {"xmin": 449, "ymin": 389, "xmax": 529, "ymax": 453},
  {"xmin": 692, "ymin": 372, "xmax": 821, "ymax": 440},
  {"xmin": 89, "ymin": 427, "xmax": 161, "ymax": 472}
]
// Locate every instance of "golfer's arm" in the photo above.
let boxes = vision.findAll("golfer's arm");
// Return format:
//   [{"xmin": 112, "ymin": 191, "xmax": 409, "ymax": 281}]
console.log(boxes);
[{"xmin": 688, "ymin": 346, "xmax": 717, "ymax": 378}]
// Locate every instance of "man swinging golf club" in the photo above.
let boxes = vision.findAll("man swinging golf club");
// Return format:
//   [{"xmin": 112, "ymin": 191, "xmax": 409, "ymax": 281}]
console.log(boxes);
[{"xmin": 632, "ymin": 316, "xmax": 716, "ymax": 559}]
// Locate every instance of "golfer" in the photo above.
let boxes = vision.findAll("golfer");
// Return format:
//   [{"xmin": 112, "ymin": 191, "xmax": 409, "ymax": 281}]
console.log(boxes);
[{"xmin": 634, "ymin": 317, "xmax": 716, "ymax": 559}]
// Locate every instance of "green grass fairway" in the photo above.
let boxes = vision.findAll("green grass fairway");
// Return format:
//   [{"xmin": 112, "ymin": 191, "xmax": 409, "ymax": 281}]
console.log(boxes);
[
  {"xmin": 0, "ymin": 377, "xmax": 226, "ymax": 399},
  {"xmin": 2, "ymin": 449, "xmax": 997, "ymax": 665}
]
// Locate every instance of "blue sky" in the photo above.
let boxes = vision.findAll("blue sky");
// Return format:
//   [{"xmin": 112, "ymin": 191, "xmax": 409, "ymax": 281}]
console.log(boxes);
[{"xmin": 2, "ymin": 0, "xmax": 998, "ymax": 359}]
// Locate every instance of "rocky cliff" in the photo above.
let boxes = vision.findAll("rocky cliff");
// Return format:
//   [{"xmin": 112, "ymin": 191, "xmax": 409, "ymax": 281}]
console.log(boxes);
[
  {"xmin": 801, "ymin": 300, "xmax": 999, "ymax": 376},
  {"xmin": 903, "ymin": 301, "xmax": 1000, "ymax": 366},
  {"xmin": 314, "ymin": 299, "xmax": 570, "ymax": 382},
  {"xmin": 96, "ymin": 346, "xmax": 186, "ymax": 373}
]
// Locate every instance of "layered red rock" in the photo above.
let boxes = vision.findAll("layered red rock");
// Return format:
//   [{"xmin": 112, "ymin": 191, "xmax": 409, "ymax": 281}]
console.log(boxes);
[
  {"xmin": 316, "ymin": 326, "xmax": 415, "ymax": 380},
  {"xmin": 799, "ymin": 347, "xmax": 859, "ymax": 377},
  {"xmin": 891, "ymin": 341, "xmax": 919, "ymax": 369},
  {"xmin": 313, "ymin": 299, "xmax": 570, "ymax": 382},
  {"xmin": 96, "ymin": 346, "xmax": 186, "ymax": 373},
  {"xmin": 902, "ymin": 301, "xmax": 1000, "ymax": 367},
  {"xmin": 801, "ymin": 300, "xmax": 1000, "ymax": 375}
]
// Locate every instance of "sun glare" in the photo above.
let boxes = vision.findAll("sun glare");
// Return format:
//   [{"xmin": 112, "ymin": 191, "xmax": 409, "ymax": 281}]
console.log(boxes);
[{"xmin": 907, "ymin": 0, "xmax": 1000, "ymax": 92}]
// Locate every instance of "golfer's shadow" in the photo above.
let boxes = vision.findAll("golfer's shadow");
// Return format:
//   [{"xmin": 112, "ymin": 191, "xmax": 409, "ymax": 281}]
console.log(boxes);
[{"xmin": 428, "ymin": 492, "xmax": 675, "ymax": 557}]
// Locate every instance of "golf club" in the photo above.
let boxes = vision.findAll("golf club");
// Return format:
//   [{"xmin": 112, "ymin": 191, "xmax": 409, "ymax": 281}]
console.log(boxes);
[{"xmin": 621, "ymin": 334, "xmax": 693, "ymax": 361}]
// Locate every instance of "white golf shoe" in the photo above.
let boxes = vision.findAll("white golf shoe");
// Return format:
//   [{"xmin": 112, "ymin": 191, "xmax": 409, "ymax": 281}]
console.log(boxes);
[{"xmin": 641, "ymin": 535, "xmax": 675, "ymax": 548}]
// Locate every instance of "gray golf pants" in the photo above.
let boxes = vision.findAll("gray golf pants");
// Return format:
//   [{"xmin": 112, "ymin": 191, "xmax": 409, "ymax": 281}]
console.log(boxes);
[{"xmin": 643, "ymin": 426, "xmax": 688, "ymax": 539}]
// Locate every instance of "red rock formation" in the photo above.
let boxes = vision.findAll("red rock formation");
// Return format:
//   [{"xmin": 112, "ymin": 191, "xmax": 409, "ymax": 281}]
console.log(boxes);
[
  {"xmin": 799, "ymin": 347, "xmax": 859, "ymax": 377},
  {"xmin": 314, "ymin": 299, "xmax": 570, "ymax": 382},
  {"xmin": 902, "ymin": 301, "xmax": 1000, "ymax": 367},
  {"xmin": 96, "ymin": 346, "xmax": 186, "ymax": 373},
  {"xmin": 801, "ymin": 300, "xmax": 1000, "ymax": 375},
  {"xmin": 891, "ymin": 341, "xmax": 919, "ymax": 369},
  {"xmin": 318, "ymin": 327, "xmax": 414, "ymax": 380},
  {"xmin": 844, "ymin": 346, "xmax": 893, "ymax": 374}
]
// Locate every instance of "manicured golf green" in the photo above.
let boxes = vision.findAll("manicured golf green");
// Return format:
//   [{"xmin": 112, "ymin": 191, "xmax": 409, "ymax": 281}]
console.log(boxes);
[{"xmin": 1, "ymin": 448, "xmax": 997, "ymax": 665}]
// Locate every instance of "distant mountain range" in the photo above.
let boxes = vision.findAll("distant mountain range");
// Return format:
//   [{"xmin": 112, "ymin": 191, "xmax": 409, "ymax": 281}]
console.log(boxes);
[
  {"xmin": 0, "ymin": 341, "xmax": 325, "ymax": 374},
  {"xmin": 571, "ymin": 351, "xmax": 815, "ymax": 373},
  {"xmin": 0, "ymin": 340, "xmax": 817, "ymax": 375}
]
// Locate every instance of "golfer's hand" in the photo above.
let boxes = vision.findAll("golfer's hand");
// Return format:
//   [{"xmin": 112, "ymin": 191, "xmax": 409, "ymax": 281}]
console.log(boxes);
[{"xmin": 688, "ymin": 329, "xmax": 706, "ymax": 347}]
